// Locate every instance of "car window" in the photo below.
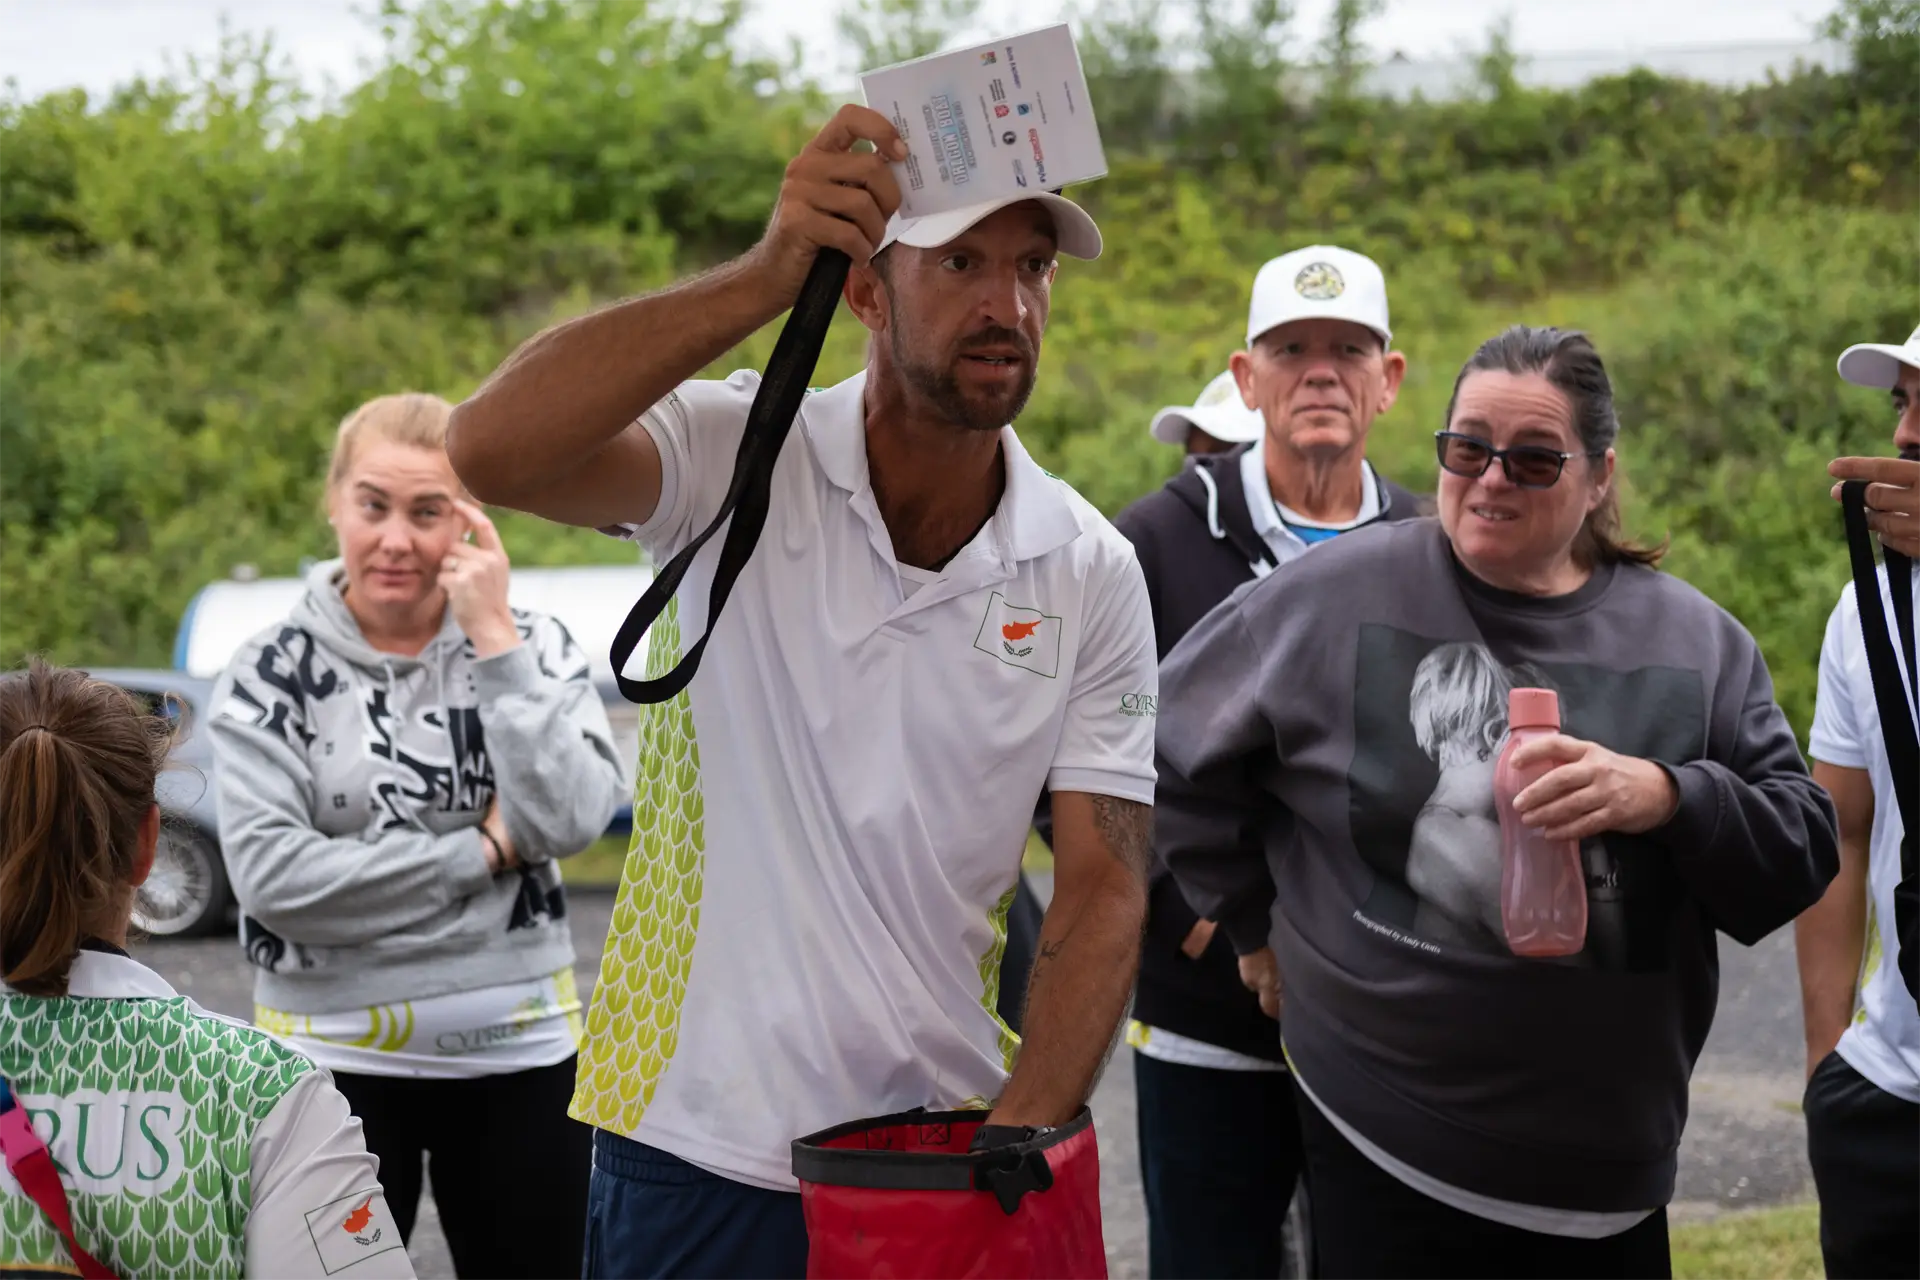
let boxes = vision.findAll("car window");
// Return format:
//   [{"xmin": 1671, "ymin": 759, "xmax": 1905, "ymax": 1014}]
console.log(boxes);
[{"xmin": 116, "ymin": 686, "xmax": 189, "ymax": 728}]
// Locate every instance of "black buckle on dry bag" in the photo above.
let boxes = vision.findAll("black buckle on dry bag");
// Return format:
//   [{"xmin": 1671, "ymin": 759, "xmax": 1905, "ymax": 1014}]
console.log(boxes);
[{"xmin": 971, "ymin": 1143, "xmax": 1056, "ymax": 1215}]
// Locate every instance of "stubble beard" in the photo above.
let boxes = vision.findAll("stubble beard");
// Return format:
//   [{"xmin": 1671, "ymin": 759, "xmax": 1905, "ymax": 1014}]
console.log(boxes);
[{"xmin": 889, "ymin": 319, "xmax": 1037, "ymax": 434}]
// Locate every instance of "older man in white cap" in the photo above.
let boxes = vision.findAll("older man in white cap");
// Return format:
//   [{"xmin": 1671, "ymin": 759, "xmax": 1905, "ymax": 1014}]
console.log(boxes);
[
  {"xmin": 445, "ymin": 104, "xmax": 1158, "ymax": 1279},
  {"xmin": 1796, "ymin": 322, "xmax": 1919, "ymax": 1280},
  {"xmin": 1104, "ymin": 245, "xmax": 1420, "ymax": 1279}
]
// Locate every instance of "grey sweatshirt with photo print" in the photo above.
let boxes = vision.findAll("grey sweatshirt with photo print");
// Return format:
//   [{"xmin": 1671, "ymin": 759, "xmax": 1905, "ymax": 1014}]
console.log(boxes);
[
  {"xmin": 209, "ymin": 557, "xmax": 624, "ymax": 1015},
  {"xmin": 1154, "ymin": 517, "xmax": 1838, "ymax": 1214}
]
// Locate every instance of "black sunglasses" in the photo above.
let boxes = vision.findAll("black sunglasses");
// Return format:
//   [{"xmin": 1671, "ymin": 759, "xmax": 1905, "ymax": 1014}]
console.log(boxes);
[{"xmin": 1434, "ymin": 431, "xmax": 1597, "ymax": 490}]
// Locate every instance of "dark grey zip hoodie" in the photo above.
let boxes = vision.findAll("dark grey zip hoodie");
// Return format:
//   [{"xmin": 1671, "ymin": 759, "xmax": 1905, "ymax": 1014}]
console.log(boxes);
[{"xmin": 1154, "ymin": 518, "xmax": 1838, "ymax": 1211}]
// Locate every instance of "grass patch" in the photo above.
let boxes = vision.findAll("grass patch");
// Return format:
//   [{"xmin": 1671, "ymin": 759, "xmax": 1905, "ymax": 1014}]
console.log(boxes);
[
  {"xmin": 561, "ymin": 833, "xmax": 631, "ymax": 886},
  {"xmin": 1672, "ymin": 1203, "xmax": 1822, "ymax": 1280}
]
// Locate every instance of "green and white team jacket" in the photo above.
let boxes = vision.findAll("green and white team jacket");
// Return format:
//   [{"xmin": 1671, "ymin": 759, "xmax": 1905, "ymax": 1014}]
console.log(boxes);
[{"xmin": 1, "ymin": 950, "xmax": 413, "ymax": 1279}]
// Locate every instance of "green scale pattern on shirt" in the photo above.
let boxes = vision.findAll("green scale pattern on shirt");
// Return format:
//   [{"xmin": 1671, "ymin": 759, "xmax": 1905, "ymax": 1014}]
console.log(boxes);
[{"xmin": 1, "ymin": 992, "xmax": 312, "ymax": 1279}]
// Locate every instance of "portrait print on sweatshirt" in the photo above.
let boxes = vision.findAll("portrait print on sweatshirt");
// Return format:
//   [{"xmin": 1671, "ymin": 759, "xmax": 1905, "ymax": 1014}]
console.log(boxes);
[{"xmin": 1345, "ymin": 626, "xmax": 1705, "ymax": 972}]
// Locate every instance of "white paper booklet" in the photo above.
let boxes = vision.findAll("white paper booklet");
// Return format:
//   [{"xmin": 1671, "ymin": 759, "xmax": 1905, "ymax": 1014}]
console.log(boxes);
[{"xmin": 859, "ymin": 24, "xmax": 1108, "ymax": 219}]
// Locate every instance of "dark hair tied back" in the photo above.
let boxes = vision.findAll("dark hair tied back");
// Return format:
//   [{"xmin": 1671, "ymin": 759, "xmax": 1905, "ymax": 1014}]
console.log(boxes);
[
  {"xmin": 0, "ymin": 661, "xmax": 175, "ymax": 995},
  {"xmin": 1444, "ymin": 324, "xmax": 1666, "ymax": 568}
]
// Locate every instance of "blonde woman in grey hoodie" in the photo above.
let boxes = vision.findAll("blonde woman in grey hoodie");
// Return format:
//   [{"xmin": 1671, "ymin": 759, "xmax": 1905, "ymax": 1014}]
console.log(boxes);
[{"xmin": 208, "ymin": 393, "xmax": 623, "ymax": 1278}]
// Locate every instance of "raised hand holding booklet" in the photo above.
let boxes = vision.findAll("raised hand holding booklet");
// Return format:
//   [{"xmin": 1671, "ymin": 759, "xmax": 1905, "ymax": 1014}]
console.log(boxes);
[{"xmin": 859, "ymin": 24, "xmax": 1107, "ymax": 219}]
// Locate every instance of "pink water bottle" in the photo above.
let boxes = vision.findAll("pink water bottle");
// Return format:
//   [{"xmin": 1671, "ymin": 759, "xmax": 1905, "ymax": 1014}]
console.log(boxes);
[{"xmin": 1494, "ymin": 688, "xmax": 1587, "ymax": 957}]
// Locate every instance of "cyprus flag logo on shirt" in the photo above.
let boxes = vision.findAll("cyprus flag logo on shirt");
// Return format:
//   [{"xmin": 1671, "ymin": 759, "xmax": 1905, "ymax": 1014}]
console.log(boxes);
[
  {"xmin": 304, "ymin": 1189, "xmax": 404, "ymax": 1274},
  {"xmin": 974, "ymin": 591, "xmax": 1063, "ymax": 678}
]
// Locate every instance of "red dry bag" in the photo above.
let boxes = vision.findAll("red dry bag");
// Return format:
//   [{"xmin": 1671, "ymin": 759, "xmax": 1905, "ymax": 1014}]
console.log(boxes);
[{"xmin": 791, "ymin": 1106, "xmax": 1107, "ymax": 1279}]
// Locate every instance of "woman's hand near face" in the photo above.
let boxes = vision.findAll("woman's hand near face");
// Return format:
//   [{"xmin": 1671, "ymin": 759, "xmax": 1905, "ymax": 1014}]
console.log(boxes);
[
  {"xmin": 440, "ymin": 499, "xmax": 519, "ymax": 658},
  {"xmin": 1508, "ymin": 734, "xmax": 1681, "ymax": 843}
]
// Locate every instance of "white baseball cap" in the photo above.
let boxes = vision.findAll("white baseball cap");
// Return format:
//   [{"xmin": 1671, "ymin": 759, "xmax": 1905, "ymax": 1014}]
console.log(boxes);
[
  {"xmin": 1837, "ymin": 324, "xmax": 1920, "ymax": 389},
  {"xmin": 1149, "ymin": 370, "xmax": 1266, "ymax": 446},
  {"xmin": 876, "ymin": 192, "xmax": 1102, "ymax": 260},
  {"xmin": 1245, "ymin": 244, "xmax": 1392, "ymax": 347}
]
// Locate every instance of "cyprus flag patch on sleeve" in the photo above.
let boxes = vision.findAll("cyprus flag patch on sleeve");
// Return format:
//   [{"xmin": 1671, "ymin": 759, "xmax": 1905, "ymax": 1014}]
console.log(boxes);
[{"xmin": 304, "ymin": 1188, "xmax": 404, "ymax": 1273}]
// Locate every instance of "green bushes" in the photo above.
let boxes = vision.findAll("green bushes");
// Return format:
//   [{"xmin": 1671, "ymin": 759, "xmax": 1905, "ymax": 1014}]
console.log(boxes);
[{"xmin": 2, "ymin": 0, "xmax": 1915, "ymax": 747}]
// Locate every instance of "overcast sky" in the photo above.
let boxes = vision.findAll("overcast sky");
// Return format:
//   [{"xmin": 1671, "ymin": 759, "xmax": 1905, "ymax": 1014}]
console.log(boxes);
[{"xmin": 1, "ymin": 0, "xmax": 1840, "ymax": 102}]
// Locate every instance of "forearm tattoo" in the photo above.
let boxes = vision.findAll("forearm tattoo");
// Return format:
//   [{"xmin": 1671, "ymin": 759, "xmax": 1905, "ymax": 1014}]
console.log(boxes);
[{"xmin": 1089, "ymin": 795, "xmax": 1153, "ymax": 882}]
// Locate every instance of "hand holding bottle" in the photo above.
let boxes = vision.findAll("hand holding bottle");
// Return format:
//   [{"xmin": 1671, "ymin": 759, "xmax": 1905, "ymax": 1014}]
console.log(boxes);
[{"xmin": 1507, "ymin": 735, "xmax": 1681, "ymax": 842}]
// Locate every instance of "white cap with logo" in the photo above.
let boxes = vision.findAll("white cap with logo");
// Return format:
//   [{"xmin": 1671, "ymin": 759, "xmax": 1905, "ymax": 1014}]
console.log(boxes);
[
  {"xmin": 1245, "ymin": 244, "xmax": 1392, "ymax": 348},
  {"xmin": 1149, "ymin": 370, "xmax": 1265, "ymax": 446},
  {"xmin": 1837, "ymin": 324, "xmax": 1920, "ymax": 389},
  {"xmin": 876, "ymin": 192, "xmax": 1103, "ymax": 260}
]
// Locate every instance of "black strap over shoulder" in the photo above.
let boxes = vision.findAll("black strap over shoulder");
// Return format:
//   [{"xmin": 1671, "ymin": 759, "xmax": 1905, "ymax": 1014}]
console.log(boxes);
[
  {"xmin": 610, "ymin": 249, "xmax": 853, "ymax": 704},
  {"xmin": 1840, "ymin": 481, "xmax": 1917, "ymax": 828},
  {"xmin": 1840, "ymin": 479, "xmax": 1918, "ymax": 1003}
]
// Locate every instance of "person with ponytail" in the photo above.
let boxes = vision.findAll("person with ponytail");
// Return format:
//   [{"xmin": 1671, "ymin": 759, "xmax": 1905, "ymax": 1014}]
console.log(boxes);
[{"xmin": 0, "ymin": 660, "xmax": 413, "ymax": 1279}]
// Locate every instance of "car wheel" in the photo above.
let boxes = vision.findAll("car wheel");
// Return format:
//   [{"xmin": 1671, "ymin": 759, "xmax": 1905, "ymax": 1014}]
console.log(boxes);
[{"xmin": 133, "ymin": 824, "xmax": 232, "ymax": 939}]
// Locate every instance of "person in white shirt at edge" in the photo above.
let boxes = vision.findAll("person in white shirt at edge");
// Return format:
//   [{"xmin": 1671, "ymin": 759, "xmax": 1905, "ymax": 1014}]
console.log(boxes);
[
  {"xmin": 206, "ymin": 393, "xmax": 624, "ymax": 1279},
  {"xmin": 1827, "ymin": 326, "xmax": 1920, "ymax": 560},
  {"xmin": 1795, "ymin": 322, "xmax": 1920, "ymax": 1280},
  {"xmin": 444, "ymin": 104, "xmax": 1158, "ymax": 1280},
  {"xmin": 0, "ymin": 662, "xmax": 414, "ymax": 1280}
]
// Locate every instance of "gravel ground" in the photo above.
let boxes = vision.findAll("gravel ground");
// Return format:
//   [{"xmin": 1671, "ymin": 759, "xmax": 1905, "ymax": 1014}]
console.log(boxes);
[{"xmin": 136, "ymin": 882, "xmax": 1810, "ymax": 1277}]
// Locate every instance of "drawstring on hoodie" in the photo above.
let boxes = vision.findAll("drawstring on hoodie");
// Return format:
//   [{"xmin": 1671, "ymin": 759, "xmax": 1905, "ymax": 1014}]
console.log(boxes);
[
  {"xmin": 385, "ymin": 645, "xmax": 460, "ymax": 833},
  {"xmin": 380, "ymin": 658, "xmax": 419, "ymax": 833},
  {"xmin": 1194, "ymin": 467, "xmax": 1226, "ymax": 541},
  {"xmin": 1196, "ymin": 463, "xmax": 1276, "ymax": 579}
]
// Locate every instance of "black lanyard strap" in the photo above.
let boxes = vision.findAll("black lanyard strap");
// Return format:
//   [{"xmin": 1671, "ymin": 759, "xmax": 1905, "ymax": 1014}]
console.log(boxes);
[
  {"xmin": 611, "ymin": 249, "xmax": 852, "ymax": 705},
  {"xmin": 1841, "ymin": 481, "xmax": 1918, "ymax": 832},
  {"xmin": 1841, "ymin": 479, "xmax": 1918, "ymax": 1005}
]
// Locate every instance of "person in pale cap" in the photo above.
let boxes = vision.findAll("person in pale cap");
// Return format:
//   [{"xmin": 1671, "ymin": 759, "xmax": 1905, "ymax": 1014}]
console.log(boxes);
[
  {"xmin": 1045, "ymin": 244, "xmax": 1428, "ymax": 1279},
  {"xmin": 1795, "ymin": 320, "xmax": 1919, "ymax": 1280},
  {"xmin": 1150, "ymin": 370, "xmax": 1267, "ymax": 459},
  {"xmin": 446, "ymin": 105, "xmax": 1162, "ymax": 1280},
  {"xmin": 1829, "ymin": 323, "xmax": 1920, "ymax": 559}
]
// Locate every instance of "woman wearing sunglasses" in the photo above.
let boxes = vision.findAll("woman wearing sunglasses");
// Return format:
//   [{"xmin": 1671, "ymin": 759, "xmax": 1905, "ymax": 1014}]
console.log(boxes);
[{"xmin": 1151, "ymin": 324, "xmax": 1837, "ymax": 1278}]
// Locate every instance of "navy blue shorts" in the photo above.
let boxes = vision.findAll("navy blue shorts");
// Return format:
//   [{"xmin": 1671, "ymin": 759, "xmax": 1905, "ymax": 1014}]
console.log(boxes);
[{"xmin": 583, "ymin": 1129, "xmax": 808, "ymax": 1279}]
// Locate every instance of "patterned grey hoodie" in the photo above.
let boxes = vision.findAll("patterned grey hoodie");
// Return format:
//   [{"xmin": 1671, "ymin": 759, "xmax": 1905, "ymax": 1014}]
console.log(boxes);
[{"xmin": 208, "ymin": 558, "xmax": 624, "ymax": 1015}]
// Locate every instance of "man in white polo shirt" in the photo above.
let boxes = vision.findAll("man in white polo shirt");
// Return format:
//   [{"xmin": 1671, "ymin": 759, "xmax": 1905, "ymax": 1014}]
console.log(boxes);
[
  {"xmin": 446, "ymin": 104, "xmax": 1156, "ymax": 1279},
  {"xmin": 1797, "ymin": 322, "xmax": 1920, "ymax": 1280}
]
